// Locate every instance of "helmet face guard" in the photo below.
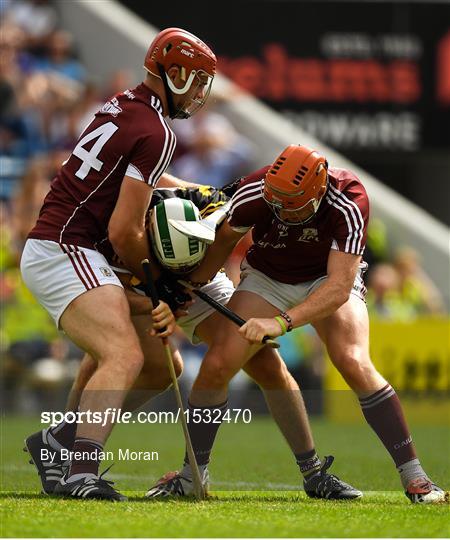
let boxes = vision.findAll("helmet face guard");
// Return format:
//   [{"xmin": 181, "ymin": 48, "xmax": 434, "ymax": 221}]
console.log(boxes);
[
  {"xmin": 266, "ymin": 195, "xmax": 324, "ymax": 226},
  {"xmin": 263, "ymin": 145, "xmax": 328, "ymax": 226},
  {"xmin": 163, "ymin": 68, "xmax": 214, "ymax": 119},
  {"xmin": 145, "ymin": 27, "xmax": 216, "ymax": 119}
]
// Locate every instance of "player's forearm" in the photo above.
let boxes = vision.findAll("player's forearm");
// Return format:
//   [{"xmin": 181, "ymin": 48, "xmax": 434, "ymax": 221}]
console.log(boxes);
[
  {"xmin": 287, "ymin": 279, "xmax": 350, "ymax": 328},
  {"xmin": 110, "ymin": 228, "xmax": 155, "ymax": 282},
  {"xmin": 115, "ymin": 272, "xmax": 153, "ymax": 314},
  {"xmin": 158, "ymin": 172, "xmax": 203, "ymax": 189},
  {"xmin": 124, "ymin": 288, "xmax": 153, "ymax": 315},
  {"xmin": 188, "ymin": 241, "xmax": 237, "ymax": 284}
]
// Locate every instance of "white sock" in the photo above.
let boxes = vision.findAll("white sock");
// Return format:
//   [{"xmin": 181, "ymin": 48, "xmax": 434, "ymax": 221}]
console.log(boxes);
[
  {"xmin": 397, "ymin": 458, "xmax": 427, "ymax": 489},
  {"xmin": 180, "ymin": 463, "xmax": 207, "ymax": 480}
]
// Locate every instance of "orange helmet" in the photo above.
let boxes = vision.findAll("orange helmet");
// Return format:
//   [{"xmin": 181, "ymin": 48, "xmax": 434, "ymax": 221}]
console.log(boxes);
[
  {"xmin": 144, "ymin": 27, "xmax": 216, "ymax": 119},
  {"xmin": 263, "ymin": 145, "xmax": 328, "ymax": 225}
]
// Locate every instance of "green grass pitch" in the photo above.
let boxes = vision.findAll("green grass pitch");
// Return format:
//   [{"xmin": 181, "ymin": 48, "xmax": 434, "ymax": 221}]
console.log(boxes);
[{"xmin": 1, "ymin": 416, "xmax": 448, "ymax": 537}]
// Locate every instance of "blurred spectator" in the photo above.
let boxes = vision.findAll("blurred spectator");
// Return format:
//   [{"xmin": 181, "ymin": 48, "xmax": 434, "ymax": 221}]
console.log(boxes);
[
  {"xmin": 363, "ymin": 218, "xmax": 389, "ymax": 279},
  {"xmin": 11, "ymin": 150, "xmax": 69, "ymax": 252},
  {"xmin": 366, "ymin": 263, "xmax": 416, "ymax": 321},
  {"xmin": 0, "ymin": 21, "xmax": 36, "ymax": 84},
  {"xmin": 2, "ymin": 0, "xmax": 59, "ymax": 56},
  {"xmin": 0, "ymin": 6, "xmax": 101, "ymax": 414},
  {"xmin": 67, "ymin": 81, "xmax": 103, "ymax": 140},
  {"xmin": 34, "ymin": 29, "xmax": 86, "ymax": 83},
  {"xmin": 170, "ymin": 109, "xmax": 255, "ymax": 189},
  {"xmin": 1, "ymin": 215, "xmax": 58, "ymax": 411},
  {"xmin": 0, "ymin": 23, "xmax": 41, "ymax": 199},
  {"xmin": 102, "ymin": 68, "xmax": 134, "ymax": 100},
  {"xmin": 393, "ymin": 246, "xmax": 446, "ymax": 315},
  {"xmin": 1, "ymin": 267, "xmax": 59, "ymax": 353},
  {"xmin": 0, "ymin": 202, "xmax": 16, "ymax": 269},
  {"xmin": 1, "ymin": 198, "xmax": 82, "ymax": 412},
  {"xmin": 0, "ymin": 21, "xmax": 84, "ymax": 162},
  {"xmin": 366, "ymin": 253, "xmax": 445, "ymax": 320}
]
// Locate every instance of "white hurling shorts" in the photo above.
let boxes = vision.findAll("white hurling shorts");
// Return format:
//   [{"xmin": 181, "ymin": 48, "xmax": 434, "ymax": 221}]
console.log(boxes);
[
  {"xmin": 236, "ymin": 258, "xmax": 367, "ymax": 312},
  {"xmin": 128, "ymin": 270, "xmax": 235, "ymax": 345},
  {"xmin": 20, "ymin": 239, "xmax": 123, "ymax": 327}
]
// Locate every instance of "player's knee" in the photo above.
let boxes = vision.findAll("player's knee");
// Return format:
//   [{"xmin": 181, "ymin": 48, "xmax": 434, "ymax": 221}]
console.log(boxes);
[
  {"xmin": 197, "ymin": 350, "xmax": 233, "ymax": 387},
  {"xmin": 104, "ymin": 346, "xmax": 144, "ymax": 384},
  {"xmin": 249, "ymin": 355, "xmax": 291, "ymax": 389},
  {"xmin": 138, "ymin": 365, "xmax": 171, "ymax": 390},
  {"xmin": 125, "ymin": 351, "xmax": 145, "ymax": 384},
  {"xmin": 146, "ymin": 347, "xmax": 182, "ymax": 377},
  {"xmin": 334, "ymin": 348, "xmax": 362, "ymax": 372},
  {"xmin": 333, "ymin": 349, "xmax": 377, "ymax": 388},
  {"xmin": 139, "ymin": 349, "xmax": 183, "ymax": 390}
]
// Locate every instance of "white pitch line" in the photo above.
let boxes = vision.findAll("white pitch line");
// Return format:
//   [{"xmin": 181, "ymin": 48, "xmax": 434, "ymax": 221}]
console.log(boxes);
[
  {"xmin": 109, "ymin": 473, "xmax": 300, "ymax": 490},
  {"xmin": 4, "ymin": 465, "xmax": 297, "ymax": 488},
  {"xmin": 2, "ymin": 466, "xmax": 405, "ymax": 495}
]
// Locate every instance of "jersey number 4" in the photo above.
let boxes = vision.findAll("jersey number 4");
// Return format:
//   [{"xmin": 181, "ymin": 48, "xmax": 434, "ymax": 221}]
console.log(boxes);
[{"xmin": 72, "ymin": 121, "xmax": 118, "ymax": 180}]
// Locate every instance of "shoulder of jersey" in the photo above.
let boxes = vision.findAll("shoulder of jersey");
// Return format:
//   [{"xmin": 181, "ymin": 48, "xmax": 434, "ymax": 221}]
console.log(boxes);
[
  {"xmin": 324, "ymin": 167, "xmax": 368, "ymax": 214},
  {"xmin": 98, "ymin": 88, "xmax": 165, "ymax": 122},
  {"xmin": 328, "ymin": 167, "xmax": 364, "ymax": 189},
  {"xmin": 234, "ymin": 166, "xmax": 269, "ymax": 195}
]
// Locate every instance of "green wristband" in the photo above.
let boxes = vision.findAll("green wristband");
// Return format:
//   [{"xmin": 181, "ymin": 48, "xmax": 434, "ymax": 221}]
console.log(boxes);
[{"xmin": 274, "ymin": 316, "xmax": 287, "ymax": 335}]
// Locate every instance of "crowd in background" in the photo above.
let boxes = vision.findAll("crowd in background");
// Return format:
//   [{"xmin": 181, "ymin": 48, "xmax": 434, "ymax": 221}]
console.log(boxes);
[{"xmin": 1, "ymin": 0, "xmax": 446, "ymax": 414}]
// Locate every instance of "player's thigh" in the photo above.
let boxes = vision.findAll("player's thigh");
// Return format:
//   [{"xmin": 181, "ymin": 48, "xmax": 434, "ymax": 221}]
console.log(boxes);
[
  {"xmin": 194, "ymin": 311, "xmax": 223, "ymax": 347},
  {"xmin": 312, "ymin": 295, "xmax": 370, "ymax": 365},
  {"xmin": 197, "ymin": 291, "xmax": 280, "ymax": 378},
  {"xmin": 227, "ymin": 290, "xmax": 281, "ymax": 320},
  {"xmin": 244, "ymin": 346, "xmax": 294, "ymax": 390},
  {"xmin": 60, "ymin": 284, "xmax": 141, "ymax": 361}
]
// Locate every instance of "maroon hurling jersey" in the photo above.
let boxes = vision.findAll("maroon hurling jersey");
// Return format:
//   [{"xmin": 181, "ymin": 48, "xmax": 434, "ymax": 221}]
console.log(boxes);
[
  {"xmin": 28, "ymin": 84, "xmax": 176, "ymax": 250},
  {"xmin": 228, "ymin": 166, "xmax": 369, "ymax": 284}
]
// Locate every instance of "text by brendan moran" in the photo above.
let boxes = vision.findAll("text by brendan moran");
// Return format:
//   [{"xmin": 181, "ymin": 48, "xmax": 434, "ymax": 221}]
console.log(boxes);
[{"xmin": 41, "ymin": 448, "xmax": 159, "ymax": 462}]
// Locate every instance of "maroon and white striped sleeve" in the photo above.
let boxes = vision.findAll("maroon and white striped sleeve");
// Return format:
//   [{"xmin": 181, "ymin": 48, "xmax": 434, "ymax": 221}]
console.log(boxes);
[
  {"xmin": 227, "ymin": 178, "xmax": 265, "ymax": 233},
  {"xmin": 125, "ymin": 99, "xmax": 176, "ymax": 188},
  {"xmin": 325, "ymin": 181, "xmax": 369, "ymax": 255}
]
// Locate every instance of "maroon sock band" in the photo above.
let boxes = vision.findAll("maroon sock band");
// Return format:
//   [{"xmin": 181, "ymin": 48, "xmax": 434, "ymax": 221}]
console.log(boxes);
[
  {"xmin": 49, "ymin": 420, "xmax": 77, "ymax": 450},
  {"xmin": 68, "ymin": 438, "xmax": 103, "ymax": 477},
  {"xmin": 360, "ymin": 384, "xmax": 417, "ymax": 467}
]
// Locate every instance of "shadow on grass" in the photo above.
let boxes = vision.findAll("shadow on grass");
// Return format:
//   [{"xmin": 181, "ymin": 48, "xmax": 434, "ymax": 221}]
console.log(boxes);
[
  {"xmin": 125, "ymin": 492, "xmax": 308, "ymax": 504},
  {"xmin": 4, "ymin": 491, "xmax": 419, "ymax": 505},
  {"xmin": 0, "ymin": 491, "xmax": 304, "ymax": 504},
  {"xmin": 0, "ymin": 492, "xmax": 51, "ymax": 500}
]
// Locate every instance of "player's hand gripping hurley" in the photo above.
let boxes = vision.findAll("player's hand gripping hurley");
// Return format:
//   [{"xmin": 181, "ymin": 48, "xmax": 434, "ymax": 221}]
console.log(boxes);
[
  {"xmin": 178, "ymin": 280, "xmax": 280, "ymax": 349},
  {"xmin": 141, "ymin": 259, "xmax": 206, "ymax": 500}
]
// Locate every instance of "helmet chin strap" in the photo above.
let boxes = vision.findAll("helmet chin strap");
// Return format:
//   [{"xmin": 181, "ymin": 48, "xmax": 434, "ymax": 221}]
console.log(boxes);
[{"xmin": 157, "ymin": 63, "xmax": 189, "ymax": 120}]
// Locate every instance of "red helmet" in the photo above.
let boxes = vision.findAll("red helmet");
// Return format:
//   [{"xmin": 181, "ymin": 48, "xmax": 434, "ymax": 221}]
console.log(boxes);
[
  {"xmin": 263, "ymin": 145, "xmax": 328, "ymax": 225},
  {"xmin": 144, "ymin": 27, "xmax": 216, "ymax": 119}
]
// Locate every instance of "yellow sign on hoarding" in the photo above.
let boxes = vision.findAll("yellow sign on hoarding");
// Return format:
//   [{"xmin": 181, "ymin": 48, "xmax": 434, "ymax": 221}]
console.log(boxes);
[{"xmin": 325, "ymin": 318, "xmax": 450, "ymax": 423}]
